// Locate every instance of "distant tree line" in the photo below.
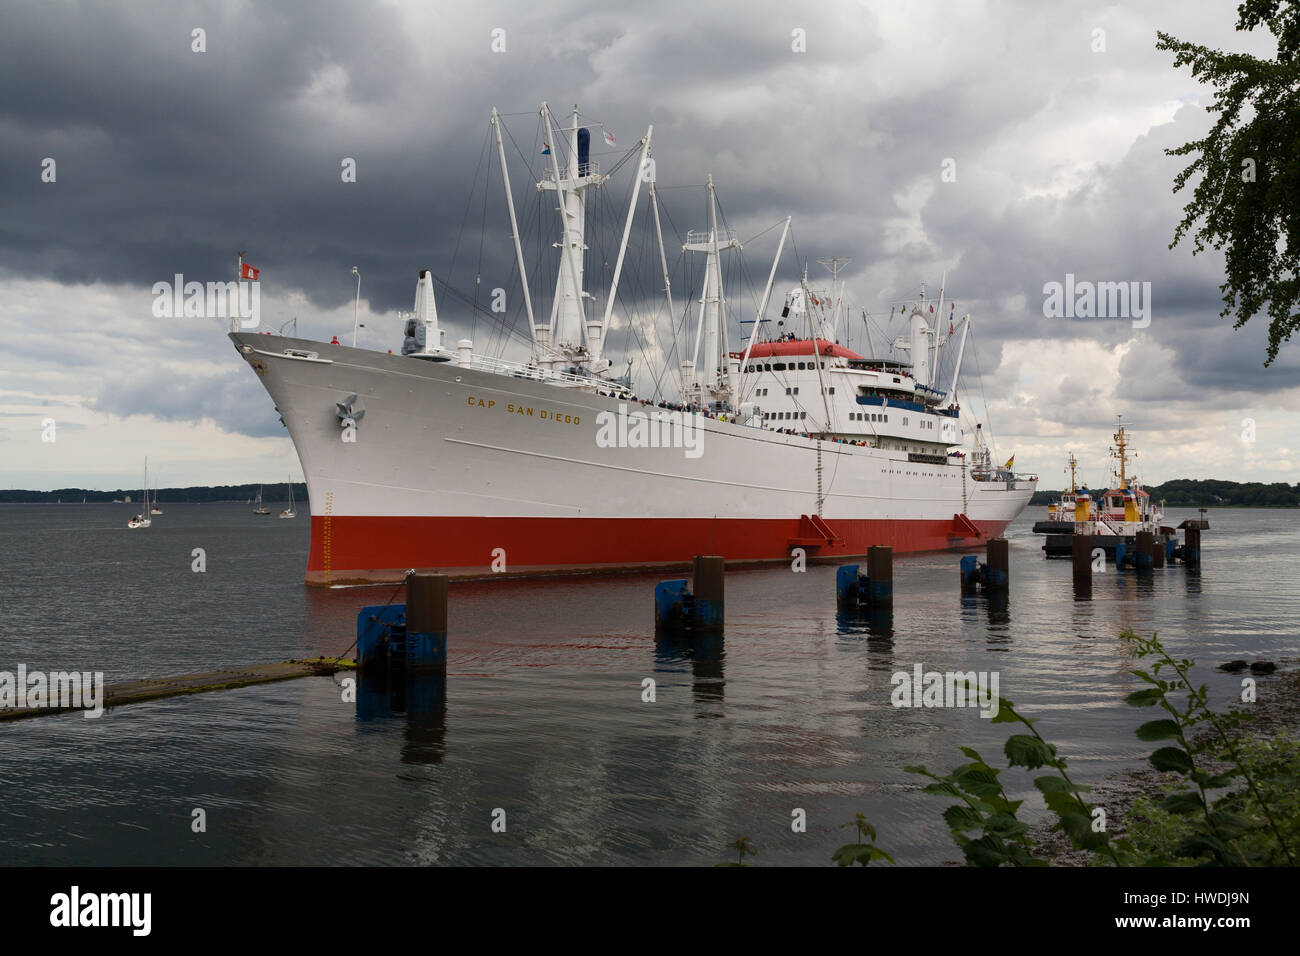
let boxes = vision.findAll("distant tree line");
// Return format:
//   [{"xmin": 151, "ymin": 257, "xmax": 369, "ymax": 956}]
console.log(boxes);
[
  {"xmin": 0, "ymin": 484, "xmax": 308, "ymax": 504},
  {"xmin": 1031, "ymin": 479, "xmax": 1300, "ymax": 508}
]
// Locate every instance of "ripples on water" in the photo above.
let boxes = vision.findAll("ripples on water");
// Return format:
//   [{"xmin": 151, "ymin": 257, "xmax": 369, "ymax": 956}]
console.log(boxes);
[{"xmin": 1, "ymin": 503, "xmax": 1296, "ymax": 865}]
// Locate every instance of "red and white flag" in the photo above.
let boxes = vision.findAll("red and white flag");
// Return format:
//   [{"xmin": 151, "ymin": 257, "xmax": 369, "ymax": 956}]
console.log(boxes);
[
  {"xmin": 603, "ymin": 130, "xmax": 616, "ymax": 148},
  {"xmin": 241, "ymin": 262, "xmax": 260, "ymax": 281}
]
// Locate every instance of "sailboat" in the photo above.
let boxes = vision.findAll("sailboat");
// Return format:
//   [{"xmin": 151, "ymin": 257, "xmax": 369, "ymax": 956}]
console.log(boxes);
[
  {"xmin": 253, "ymin": 484, "xmax": 270, "ymax": 515},
  {"xmin": 127, "ymin": 458, "xmax": 153, "ymax": 529},
  {"xmin": 151, "ymin": 478, "xmax": 163, "ymax": 515},
  {"xmin": 279, "ymin": 478, "xmax": 296, "ymax": 519}
]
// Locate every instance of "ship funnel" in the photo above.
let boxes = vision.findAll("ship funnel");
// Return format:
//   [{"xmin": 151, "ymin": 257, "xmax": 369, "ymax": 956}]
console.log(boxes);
[
  {"xmin": 577, "ymin": 127, "xmax": 591, "ymax": 176},
  {"xmin": 909, "ymin": 308, "xmax": 931, "ymax": 387}
]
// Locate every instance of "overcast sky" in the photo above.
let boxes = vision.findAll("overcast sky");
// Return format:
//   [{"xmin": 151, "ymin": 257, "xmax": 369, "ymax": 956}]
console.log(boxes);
[{"xmin": 2, "ymin": 0, "xmax": 1297, "ymax": 492}]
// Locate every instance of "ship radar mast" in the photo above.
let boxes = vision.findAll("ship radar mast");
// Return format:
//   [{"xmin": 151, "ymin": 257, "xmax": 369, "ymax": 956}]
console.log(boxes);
[
  {"xmin": 1110, "ymin": 416, "xmax": 1132, "ymax": 490},
  {"xmin": 1066, "ymin": 451, "xmax": 1078, "ymax": 493}
]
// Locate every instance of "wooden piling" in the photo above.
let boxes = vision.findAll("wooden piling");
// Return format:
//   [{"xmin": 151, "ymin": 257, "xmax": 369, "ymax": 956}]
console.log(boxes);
[
  {"xmin": 1183, "ymin": 527, "xmax": 1201, "ymax": 567},
  {"xmin": 1152, "ymin": 533, "xmax": 1165, "ymax": 568},
  {"xmin": 866, "ymin": 545, "xmax": 893, "ymax": 605},
  {"xmin": 1135, "ymin": 531, "xmax": 1154, "ymax": 571},
  {"xmin": 1071, "ymin": 534, "xmax": 1092, "ymax": 584},
  {"xmin": 986, "ymin": 537, "xmax": 1009, "ymax": 590},
  {"xmin": 693, "ymin": 555, "xmax": 725, "ymax": 630},
  {"xmin": 407, "ymin": 573, "xmax": 449, "ymax": 635},
  {"xmin": 406, "ymin": 573, "xmax": 449, "ymax": 671}
]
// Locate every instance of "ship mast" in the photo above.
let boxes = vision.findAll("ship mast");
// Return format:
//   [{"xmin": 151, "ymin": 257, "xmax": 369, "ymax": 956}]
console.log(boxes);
[
  {"xmin": 1067, "ymin": 451, "xmax": 1078, "ymax": 493},
  {"xmin": 682, "ymin": 174, "xmax": 741, "ymax": 409},
  {"xmin": 1110, "ymin": 417, "xmax": 1130, "ymax": 490},
  {"xmin": 538, "ymin": 103, "xmax": 602, "ymax": 373}
]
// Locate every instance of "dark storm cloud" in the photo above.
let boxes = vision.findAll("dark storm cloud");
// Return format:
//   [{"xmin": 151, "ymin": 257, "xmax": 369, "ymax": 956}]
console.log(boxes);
[{"xmin": 1, "ymin": 0, "xmax": 1296, "ymax": 448}]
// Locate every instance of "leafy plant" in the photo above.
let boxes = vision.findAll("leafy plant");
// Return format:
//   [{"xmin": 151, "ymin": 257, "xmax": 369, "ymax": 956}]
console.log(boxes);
[
  {"xmin": 907, "ymin": 689, "xmax": 1117, "ymax": 866},
  {"xmin": 717, "ymin": 835, "xmax": 757, "ymax": 867},
  {"xmin": 1158, "ymin": 0, "xmax": 1300, "ymax": 365},
  {"xmin": 831, "ymin": 814, "xmax": 894, "ymax": 867},
  {"xmin": 1116, "ymin": 630, "xmax": 1295, "ymax": 866}
]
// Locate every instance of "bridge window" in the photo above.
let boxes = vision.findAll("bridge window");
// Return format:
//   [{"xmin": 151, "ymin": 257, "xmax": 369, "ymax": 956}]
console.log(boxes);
[{"xmin": 774, "ymin": 363, "xmax": 786, "ymax": 371}]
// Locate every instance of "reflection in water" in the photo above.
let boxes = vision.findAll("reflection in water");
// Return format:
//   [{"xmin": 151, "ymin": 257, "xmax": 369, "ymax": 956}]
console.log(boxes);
[
  {"xmin": 835, "ymin": 608, "xmax": 895, "ymax": 672},
  {"xmin": 959, "ymin": 594, "xmax": 1012, "ymax": 649},
  {"xmin": 4, "ymin": 504, "xmax": 1290, "ymax": 866},
  {"xmin": 654, "ymin": 631, "xmax": 726, "ymax": 716},
  {"xmin": 356, "ymin": 669, "xmax": 448, "ymax": 765}
]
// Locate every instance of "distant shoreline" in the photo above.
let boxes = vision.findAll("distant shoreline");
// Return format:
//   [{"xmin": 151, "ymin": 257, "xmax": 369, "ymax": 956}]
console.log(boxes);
[
  {"xmin": 0, "ymin": 484, "xmax": 308, "ymax": 505},
  {"xmin": 1031, "ymin": 478, "xmax": 1300, "ymax": 509},
  {"xmin": 2, "ymin": 477, "xmax": 1297, "ymax": 508}
]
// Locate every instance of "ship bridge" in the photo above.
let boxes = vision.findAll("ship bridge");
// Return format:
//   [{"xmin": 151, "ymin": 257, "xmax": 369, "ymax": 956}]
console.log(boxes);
[{"xmin": 736, "ymin": 335, "xmax": 962, "ymax": 457}]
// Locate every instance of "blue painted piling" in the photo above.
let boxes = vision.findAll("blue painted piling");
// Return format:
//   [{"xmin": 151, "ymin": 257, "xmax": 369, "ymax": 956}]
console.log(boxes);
[
  {"xmin": 960, "ymin": 538, "xmax": 1009, "ymax": 593},
  {"xmin": 356, "ymin": 573, "xmax": 448, "ymax": 672},
  {"xmin": 654, "ymin": 557, "xmax": 724, "ymax": 633},
  {"xmin": 838, "ymin": 547, "xmax": 892, "ymax": 610}
]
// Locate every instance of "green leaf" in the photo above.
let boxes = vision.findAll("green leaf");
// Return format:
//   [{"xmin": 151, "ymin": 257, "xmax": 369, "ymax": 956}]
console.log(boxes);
[
  {"xmin": 1005, "ymin": 734, "xmax": 1055, "ymax": 770},
  {"xmin": 1136, "ymin": 719, "xmax": 1182, "ymax": 741},
  {"xmin": 1058, "ymin": 812, "xmax": 1093, "ymax": 844},
  {"xmin": 958, "ymin": 746, "xmax": 984, "ymax": 761},
  {"xmin": 942, "ymin": 805, "xmax": 985, "ymax": 832},
  {"xmin": 963, "ymin": 834, "xmax": 1010, "ymax": 867},
  {"xmin": 989, "ymin": 700, "xmax": 1020, "ymax": 723},
  {"xmin": 1043, "ymin": 790, "xmax": 1084, "ymax": 817},
  {"xmin": 1205, "ymin": 771, "xmax": 1241, "ymax": 789},
  {"xmin": 923, "ymin": 781, "xmax": 962, "ymax": 798},
  {"xmin": 1034, "ymin": 775, "xmax": 1089, "ymax": 795},
  {"xmin": 984, "ymin": 812, "xmax": 1030, "ymax": 838},
  {"xmin": 1149, "ymin": 746, "xmax": 1194, "ymax": 773},
  {"xmin": 1125, "ymin": 688, "xmax": 1165, "ymax": 707},
  {"xmin": 1160, "ymin": 790, "xmax": 1205, "ymax": 815},
  {"xmin": 1206, "ymin": 811, "xmax": 1252, "ymax": 840}
]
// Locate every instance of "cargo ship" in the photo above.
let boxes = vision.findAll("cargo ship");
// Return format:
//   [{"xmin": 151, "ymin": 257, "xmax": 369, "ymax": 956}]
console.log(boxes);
[{"xmin": 231, "ymin": 103, "xmax": 1036, "ymax": 585}]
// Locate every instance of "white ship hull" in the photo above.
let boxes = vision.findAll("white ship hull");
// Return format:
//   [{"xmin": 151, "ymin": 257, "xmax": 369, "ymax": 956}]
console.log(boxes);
[{"xmin": 233, "ymin": 333, "xmax": 1035, "ymax": 585}]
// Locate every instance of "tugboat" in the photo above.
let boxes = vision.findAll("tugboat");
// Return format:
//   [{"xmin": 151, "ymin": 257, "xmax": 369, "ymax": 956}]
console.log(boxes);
[
  {"xmin": 1040, "ymin": 419, "xmax": 1163, "ymax": 557},
  {"xmin": 1032, "ymin": 451, "xmax": 1082, "ymax": 534}
]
